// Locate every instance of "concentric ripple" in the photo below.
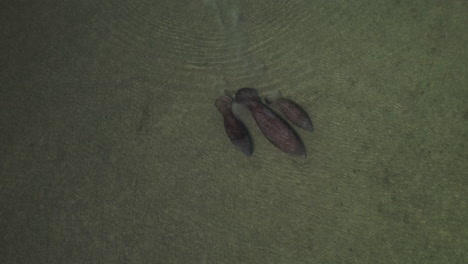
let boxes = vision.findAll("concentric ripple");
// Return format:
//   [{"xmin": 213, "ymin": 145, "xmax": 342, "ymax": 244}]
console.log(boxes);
[{"xmin": 88, "ymin": 0, "xmax": 382, "ymax": 94}]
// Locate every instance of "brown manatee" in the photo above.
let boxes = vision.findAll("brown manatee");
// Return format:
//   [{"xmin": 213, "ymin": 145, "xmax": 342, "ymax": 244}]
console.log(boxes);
[
  {"xmin": 235, "ymin": 88, "xmax": 306, "ymax": 157},
  {"xmin": 215, "ymin": 95, "xmax": 253, "ymax": 156}
]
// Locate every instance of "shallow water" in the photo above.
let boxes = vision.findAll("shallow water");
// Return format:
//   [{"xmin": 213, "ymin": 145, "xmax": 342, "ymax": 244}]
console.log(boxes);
[{"xmin": 1, "ymin": 1, "xmax": 466, "ymax": 263}]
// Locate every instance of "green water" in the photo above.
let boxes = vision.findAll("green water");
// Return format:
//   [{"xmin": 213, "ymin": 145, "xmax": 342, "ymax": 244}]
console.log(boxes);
[{"xmin": 1, "ymin": 0, "xmax": 466, "ymax": 263}]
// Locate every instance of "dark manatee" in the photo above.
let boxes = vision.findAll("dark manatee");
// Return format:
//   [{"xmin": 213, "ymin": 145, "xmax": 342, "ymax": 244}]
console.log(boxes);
[
  {"xmin": 265, "ymin": 93, "xmax": 313, "ymax": 131},
  {"xmin": 215, "ymin": 95, "xmax": 253, "ymax": 156},
  {"xmin": 235, "ymin": 88, "xmax": 306, "ymax": 157}
]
